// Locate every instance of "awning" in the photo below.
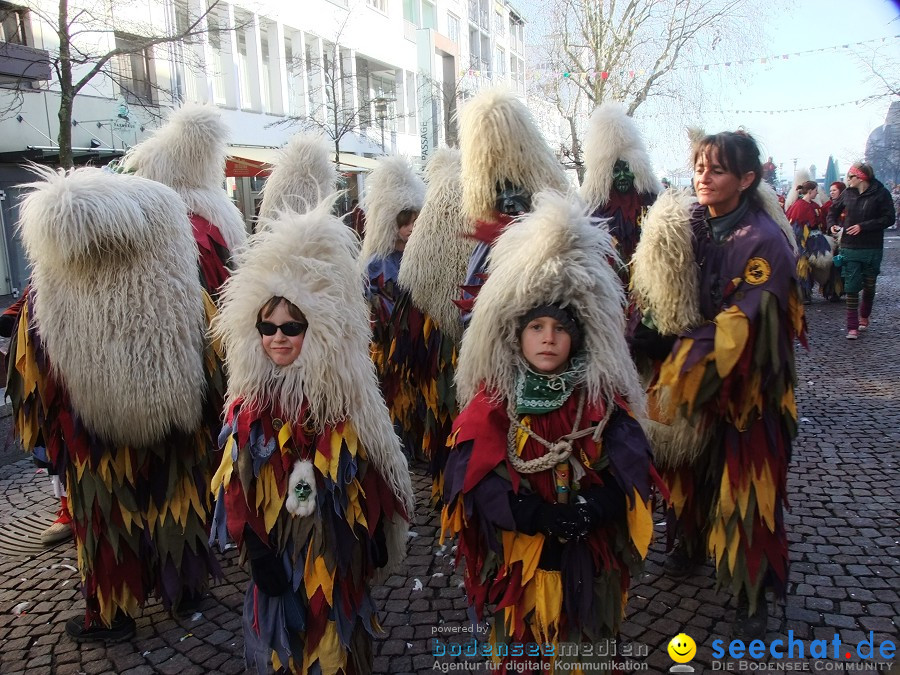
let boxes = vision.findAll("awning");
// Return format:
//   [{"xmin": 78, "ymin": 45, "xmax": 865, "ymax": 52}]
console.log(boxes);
[
  {"xmin": 226, "ymin": 146, "xmax": 281, "ymax": 178},
  {"xmin": 226, "ymin": 146, "xmax": 382, "ymax": 177}
]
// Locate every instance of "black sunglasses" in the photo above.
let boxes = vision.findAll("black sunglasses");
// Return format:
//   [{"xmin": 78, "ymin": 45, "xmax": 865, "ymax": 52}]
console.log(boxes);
[{"xmin": 256, "ymin": 321, "xmax": 308, "ymax": 337}]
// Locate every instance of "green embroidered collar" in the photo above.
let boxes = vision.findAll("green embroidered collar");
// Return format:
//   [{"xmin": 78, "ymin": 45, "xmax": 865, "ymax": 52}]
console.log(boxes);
[{"xmin": 514, "ymin": 356, "xmax": 585, "ymax": 415}]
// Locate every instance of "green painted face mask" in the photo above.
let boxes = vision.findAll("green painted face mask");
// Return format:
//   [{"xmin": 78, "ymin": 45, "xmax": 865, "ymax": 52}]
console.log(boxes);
[{"xmin": 613, "ymin": 159, "xmax": 635, "ymax": 193}]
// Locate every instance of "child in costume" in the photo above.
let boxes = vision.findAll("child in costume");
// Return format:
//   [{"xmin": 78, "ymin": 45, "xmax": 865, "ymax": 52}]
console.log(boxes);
[
  {"xmin": 631, "ymin": 130, "xmax": 805, "ymax": 639},
  {"xmin": 442, "ymin": 192, "xmax": 660, "ymax": 672},
  {"xmin": 359, "ymin": 156, "xmax": 425, "ymax": 456},
  {"xmin": 388, "ymin": 148, "xmax": 473, "ymax": 502},
  {"xmin": 212, "ymin": 200, "xmax": 414, "ymax": 674},
  {"xmin": 8, "ymin": 166, "xmax": 222, "ymax": 641}
]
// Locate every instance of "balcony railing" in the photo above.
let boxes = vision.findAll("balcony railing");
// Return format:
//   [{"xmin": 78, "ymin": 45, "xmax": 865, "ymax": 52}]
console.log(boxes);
[{"xmin": 0, "ymin": 42, "xmax": 51, "ymax": 81}]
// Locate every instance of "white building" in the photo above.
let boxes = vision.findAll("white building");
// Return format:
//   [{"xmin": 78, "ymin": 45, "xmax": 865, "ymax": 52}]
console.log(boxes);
[{"xmin": 0, "ymin": 0, "xmax": 526, "ymax": 295}]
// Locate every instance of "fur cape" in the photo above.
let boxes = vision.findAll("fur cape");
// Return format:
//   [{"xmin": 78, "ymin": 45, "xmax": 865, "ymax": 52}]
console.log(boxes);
[
  {"xmin": 397, "ymin": 148, "xmax": 473, "ymax": 342},
  {"xmin": 211, "ymin": 198, "xmax": 414, "ymax": 525},
  {"xmin": 121, "ymin": 103, "xmax": 246, "ymax": 252},
  {"xmin": 459, "ymin": 87, "xmax": 570, "ymax": 222},
  {"xmin": 579, "ymin": 102, "xmax": 662, "ymax": 209},
  {"xmin": 18, "ymin": 166, "xmax": 206, "ymax": 448},
  {"xmin": 455, "ymin": 190, "xmax": 645, "ymax": 415},
  {"xmin": 756, "ymin": 181, "xmax": 799, "ymax": 255},
  {"xmin": 630, "ymin": 188, "xmax": 703, "ymax": 336},
  {"xmin": 257, "ymin": 134, "xmax": 337, "ymax": 220},
  {"xmin": 359, "ymin": 156, "xmax": 425, "ymax": 265}
]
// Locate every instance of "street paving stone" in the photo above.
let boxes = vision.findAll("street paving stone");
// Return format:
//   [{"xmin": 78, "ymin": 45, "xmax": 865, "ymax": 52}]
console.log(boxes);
[{"xmin": 0, "ymin": 236, "xmax": 897, "ymax": 674}]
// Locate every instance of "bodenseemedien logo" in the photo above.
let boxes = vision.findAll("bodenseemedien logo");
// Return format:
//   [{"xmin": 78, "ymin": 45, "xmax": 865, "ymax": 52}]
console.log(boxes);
[{"xmin": 668, "ymin": 633, "xmax": 697, "ymax": 673}]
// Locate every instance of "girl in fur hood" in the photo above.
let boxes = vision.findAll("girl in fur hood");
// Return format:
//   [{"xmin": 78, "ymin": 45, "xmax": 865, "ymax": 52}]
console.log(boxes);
[
  {"xmin": 211, "ymin": 199, "xmax": 413, "ymax": 674},
  {"xmin": 441, "ymin": 192, "xmax": 662, "ymax": 672}
]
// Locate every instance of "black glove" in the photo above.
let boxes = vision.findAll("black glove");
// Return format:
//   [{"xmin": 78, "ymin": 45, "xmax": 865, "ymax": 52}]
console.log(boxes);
[
  {"xmin": 243, "ymin": 525, "xmax": 289, "ymax": 596},
  {"xmin": 250, "ymin": 552, "xmax": 290, "ymax": 596},
  {"xmin": 630, "ymin": 321, "xmax": 677, "ymax": 361},
  {"xmin": 535, "ymin": 503, "xmax": 584, "ymax": 541}
]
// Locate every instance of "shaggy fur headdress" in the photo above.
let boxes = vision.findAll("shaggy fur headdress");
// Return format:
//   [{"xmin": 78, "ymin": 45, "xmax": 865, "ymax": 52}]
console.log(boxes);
[
  {"xmin": 756, "ymin": 181, "xmax": 799, "ymax": 255},
  {"xmin": 257, "ymin": 134, "xmax": 337, "ymax": 220},
  {"xmin": 121, "ymin": 103, "xmax": 246, "ymax": 251},
  {"xmin": 397, "ymin": 148, "xmax": 473, "ymax": 342},
  {"xmin": 455, "ymin": 191, "xmax": 645, "ymax": 414},
  {"xmin": 212, "ymin": 199, "xmax": 415, "ymax": 526},
  {"xmin": 359, "ymin": 156, "xmax": 425, "ymax": 265},
  {"xmin": 630, "ymin": 188, "xmax": 703, "ymax": 336},
  {"xmin": 459, "ymin": 87, "xmax": 570, "ymax": 222},
  {"xmin": 580, "ymin": 102, "xmax": 662, "ymax": 209},
  {"xmin": 18, "ymin": 166, "xmax": 206, "ymax": 448},
  {"xmin": 783, "ymin": 167, "xmax": 811, "ymax": 211}
]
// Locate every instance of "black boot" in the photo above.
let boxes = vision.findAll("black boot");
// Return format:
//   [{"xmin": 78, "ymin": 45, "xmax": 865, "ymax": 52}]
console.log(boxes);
[
  {"xmin": 663, "ymin": 541, "xmax": 705, "ymax": 579},
  {"xmin": 66, "ymin": 610, "xmax": 136, "ymax": 643},
  {"xmin": 732, "ymin": 593, "xmax": 768, "ymax": 641}
]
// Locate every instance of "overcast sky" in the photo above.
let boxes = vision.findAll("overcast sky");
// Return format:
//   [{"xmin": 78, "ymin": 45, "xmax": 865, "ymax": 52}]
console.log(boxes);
[{"xmin": 516, "ymin": 0, "xmax": 900, "ymax": 183}]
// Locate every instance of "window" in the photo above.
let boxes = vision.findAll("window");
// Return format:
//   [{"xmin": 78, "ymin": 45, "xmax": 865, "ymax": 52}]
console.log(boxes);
[
  {"xmin": 114, "ymin": 32, "xmax": 155, "ymax": 103},
  {"xmin": 494, "ymin": 10, "xmax": 504, "ymax": 36},
  {"xmin": 495, "ymin": 47, "xmax": 505, "ymax": 77},
  {"xmin": 0, "ymin": 2, "xmax": 28, "ymax": 45},
  {"xmin": 447, "ymin": 12, "xmax": 460, "ymax": 43},
  {"xmin": 367, "ymin": 0, "xmax": 388, "ymax": 13},
  {"xmin": 422, "ymin": 1, "xmax": 436, "ymax": 29},
  {"xmin": 403, "ymin": 0, "xmax": 419, "ymax": 25}
]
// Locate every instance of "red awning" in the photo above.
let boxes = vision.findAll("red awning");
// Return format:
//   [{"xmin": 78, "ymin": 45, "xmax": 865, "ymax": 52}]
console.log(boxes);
[{"xmin": 225, "ymin": 155, "xmax": 272, "ymax": 178}]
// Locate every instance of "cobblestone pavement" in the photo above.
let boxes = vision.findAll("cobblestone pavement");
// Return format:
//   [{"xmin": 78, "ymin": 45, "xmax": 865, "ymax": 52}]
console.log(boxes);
[{"xmin": 0, "ymin": 236, "xmax": 897, "ymax": 675}]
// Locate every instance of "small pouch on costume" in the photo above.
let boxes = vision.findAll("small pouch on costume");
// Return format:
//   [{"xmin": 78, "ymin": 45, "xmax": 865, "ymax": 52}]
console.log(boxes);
[
  {"xmin": 832, "ymin": 254, "xmax": 843, "ymax": 268},
  {"xmin": 285, "ymin": 459, "xmax": 317, "ymax": 518}
]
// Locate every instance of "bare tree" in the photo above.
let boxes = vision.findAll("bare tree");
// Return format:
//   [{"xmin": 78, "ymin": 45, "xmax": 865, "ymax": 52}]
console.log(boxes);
[
  {"xmin": 531, "ymin": 0, "xmax": 760, "ymax": 184},
  {"xmin": 3, "ymin": 0, "xmax": 242, "ymax": 168},
  {"xmin": 274, "ymin": 14, "xmax": 409, "ymax": 168}
]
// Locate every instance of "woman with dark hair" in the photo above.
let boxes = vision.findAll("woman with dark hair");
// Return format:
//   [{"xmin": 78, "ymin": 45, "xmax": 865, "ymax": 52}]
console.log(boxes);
[
  {"xmin": 818, "ymin": 182, "xmax": 846, "ymax": 301},
  {"xmin": 630, "ymin": 130, "xmax": 806, "ymax": 639},
  {"xmin": 827, "ymin": 162, "xmax": 896, "ymax": 339}
]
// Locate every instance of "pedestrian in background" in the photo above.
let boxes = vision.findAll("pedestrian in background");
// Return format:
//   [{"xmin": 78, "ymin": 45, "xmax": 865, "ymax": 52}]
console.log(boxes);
[{"xmin": 827, "ymin": 162, "xmax": 896, "ymax": 339}]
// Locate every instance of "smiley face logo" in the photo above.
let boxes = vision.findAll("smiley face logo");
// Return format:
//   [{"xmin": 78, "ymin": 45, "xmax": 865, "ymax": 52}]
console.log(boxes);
[{"xmin": 667, "ymin": 633, "xmax": 697, "ymax": 663}]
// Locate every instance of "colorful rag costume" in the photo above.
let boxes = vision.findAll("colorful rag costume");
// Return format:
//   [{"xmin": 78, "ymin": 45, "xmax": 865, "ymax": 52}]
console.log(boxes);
[
  {"xmin": 121, "ymin": 103, "xmax": 247, "ymax": 299},
  {"xmin": 817, "ymin": 199, "xmax": 844, "ymax": 301},
  {"xmin": 634, "ymin": 183, "xmax": 805, "ymax": 612},
  {"xmin": 442, "ymin": 193, "xmax": 659, "ymax": 671},
  {"xmin": 359, "ymin": 156, "xmax": 426, "ymax": 456},
  {"xmin": 579, "ymin": 102, "xmax": 661, "ymax": 278},
  {"xmin": 786, "ymin": 197, "xmax": 830, "ymax": 302},
  {"xmin": 456, "ymin": 88, "xmax": 570, "ymax": 321},
  {"xmin": 8, "ymin": 167, "xmax": 222, "ymax": 627},
  {"xmin": 211, "ymin": 200, "xmax": 413, "ymax": 674},
  {"xmin": 389, "ymin": 149, "xmax": 473, "ymax": 502}
]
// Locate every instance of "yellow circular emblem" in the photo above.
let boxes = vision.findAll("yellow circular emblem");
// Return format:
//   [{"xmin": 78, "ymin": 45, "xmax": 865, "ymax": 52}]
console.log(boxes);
[{"xmin": 744, "ymin": 257, "xmax": 771, "ymax": 285}]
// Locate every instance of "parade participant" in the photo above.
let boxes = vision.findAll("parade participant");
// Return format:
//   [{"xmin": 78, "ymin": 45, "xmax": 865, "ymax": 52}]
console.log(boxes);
[
  {"xmin": 2, "ymin": 293, "xmax": 72, "ymax": 546},
  {"xmin": 630, "ymin": 130, "xmax": 805, "ymax": 640},
  {"xmin": 457, "ymin": 87, "xmax": 569, "ymax": 321},
  {"xmin": 390, "ymin": 148, "xmax": 473, "ymax": 502},
  {"xmin": 359, "ymin": 155, "xmax": 425, "ymax": 455},
  {"xmin": 211, "ymin": 200, "xmax": 413, "ymax": 674},
  {"xmin": 817, "ymin": 181, "xmax": 845, "ymax": 302},
  {"xmin": 579, "ymin": 101, "xmax": 661, "ymax": 274},
  {"xmin": 828, "ymin": 163, "xmax": 896, "ymax": 338},
  {"xmin": 121, "ymin": 103, "xmax": 247, "ymax": 298},
  {"xmin": 257, "ymin": 133, "xmax": 337, "ymax": 220},
  {"xmin": 786, "ymin": 180, "xmax": 829, "ymax": 303},
  {"xmin": 8, "ymin": 166, "xmax": 223, "ymax": 641},
  {"xmin": 442, "ymin": 191, "xmax": 660, "ymax": 671}
]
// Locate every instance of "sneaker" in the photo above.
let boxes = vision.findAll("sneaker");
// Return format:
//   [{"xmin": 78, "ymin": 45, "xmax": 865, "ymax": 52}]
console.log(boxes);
[
  {"xmin": 858, "ymin": 318, "xmax": 869, "ymax": 330},
  {"xmin": 41, "ymin": 508, "xmax": 73, "ymax": 545},
  {"xmin": 663, "ymin": 543, "xmax": 705, "ymax": 579},
  {"xmin": 732, "ymin": 595, "xmax": 768, "ymax": 641},
  {"xmin": 65, "ymin": 613, "xmax": 135, "ymax": 643},
  {"xmin": 846, "ymin": 330, "xmax": 859, "ymax": 340}
]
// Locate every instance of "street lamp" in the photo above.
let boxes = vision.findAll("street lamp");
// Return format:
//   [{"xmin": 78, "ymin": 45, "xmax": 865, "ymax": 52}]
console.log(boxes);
[{"xmin": 373, "ymin": 96, "xmax": 395, "ymax": 153}]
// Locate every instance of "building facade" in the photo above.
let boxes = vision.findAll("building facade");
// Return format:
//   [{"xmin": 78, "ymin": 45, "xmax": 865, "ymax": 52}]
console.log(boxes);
[{"xmin": 0, "ymin": 0, "xmax": 526, "ymax": 295}]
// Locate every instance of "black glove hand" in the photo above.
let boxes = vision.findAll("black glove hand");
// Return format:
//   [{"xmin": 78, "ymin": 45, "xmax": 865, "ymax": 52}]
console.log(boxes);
[
  {"xmin": 630, "ymin": 321, "xmax": 677, "ymax": 361},
  {"xmin": 250, "ymin": 552, "xmax": 290, "ymax": 596},
  {"xmin": 535, "ymin": 503, "xmax": 583, "ymax": 541}
]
